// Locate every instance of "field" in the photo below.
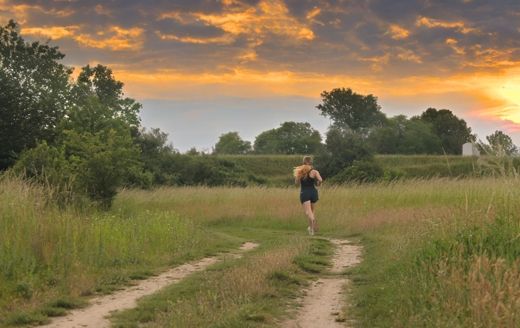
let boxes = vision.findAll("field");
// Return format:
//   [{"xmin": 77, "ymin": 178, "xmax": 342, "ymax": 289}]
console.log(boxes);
[{"xmin": 2, "ymin": 170, "xmax": 520, "ymax": 327}]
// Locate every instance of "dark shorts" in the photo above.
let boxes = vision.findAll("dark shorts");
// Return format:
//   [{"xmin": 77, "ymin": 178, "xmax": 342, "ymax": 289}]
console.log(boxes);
[{"xmin": 300, "ymin": 188, "xmax": 319, "ymax": 204}]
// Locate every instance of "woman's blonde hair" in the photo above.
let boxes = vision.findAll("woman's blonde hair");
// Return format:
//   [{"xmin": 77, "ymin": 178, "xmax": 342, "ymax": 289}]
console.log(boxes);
[{"xmin": 293, "ymin": 156, "xmax": 313, "ymax": 180}]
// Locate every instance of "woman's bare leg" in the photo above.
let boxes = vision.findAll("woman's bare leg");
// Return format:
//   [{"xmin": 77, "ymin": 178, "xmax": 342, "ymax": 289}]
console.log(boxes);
[
  {"xmin": 310, "ymin": 202, "xmax": 318, "ymax": 232},
  {"xmin": 302, "ymin": 201, "xmax": 316, "ymax": 234}
]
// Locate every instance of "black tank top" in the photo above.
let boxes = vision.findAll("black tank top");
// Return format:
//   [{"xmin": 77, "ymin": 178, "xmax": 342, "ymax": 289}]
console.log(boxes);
[{"xmin": 301, "ymin": 172, "xmax": 317, "ymax": 190}]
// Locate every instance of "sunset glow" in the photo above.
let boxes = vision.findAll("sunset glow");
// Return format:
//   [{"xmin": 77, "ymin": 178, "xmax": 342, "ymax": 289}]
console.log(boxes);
[{"xmin": 1, "ymin": 0, "xmax": 519, "ymax": 149}]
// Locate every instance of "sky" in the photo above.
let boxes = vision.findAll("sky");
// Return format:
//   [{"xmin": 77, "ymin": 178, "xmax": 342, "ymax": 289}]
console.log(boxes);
[{"xmin": 1, "ymin": 0, "xmax": 520, "ymax": 151}]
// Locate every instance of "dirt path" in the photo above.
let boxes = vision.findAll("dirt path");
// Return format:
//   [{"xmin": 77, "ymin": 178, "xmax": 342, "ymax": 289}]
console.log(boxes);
[
  {"xmin": 282, "ymin": 239, "xmax": 363, "ymax": 328},
  {"xmin": 43, "ymin": 242, "xmax": 259, "ymax": 328}
]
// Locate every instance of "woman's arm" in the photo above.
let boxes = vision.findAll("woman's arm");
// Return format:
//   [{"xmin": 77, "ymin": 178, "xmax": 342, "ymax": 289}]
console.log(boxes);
[
  {"xmin": 311, "ymin": 170, "xmax": 323, "ymax": 186},
  {"xmin": 295, "ymin": 177, "xmax": 300, "ymax": 186}
]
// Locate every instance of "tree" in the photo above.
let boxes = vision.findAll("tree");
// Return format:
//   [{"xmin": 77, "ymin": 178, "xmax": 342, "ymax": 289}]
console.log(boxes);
[
  {"xmin": 254, "ymin": 122, "xmax": 322, "ymax": 154},
  {"xmin": 134, "ymin": 128, "xmax": 178, "ymax": 185},
  {"xmin": 73, "ymin": 64, "xmax": 141, "ymax": 130},
  {"xmin": 316, "ymin": 88, "xmax": 386, "ymax": 134},
  {"xmin": 480, "ymin": 130, "xmax": 518, "ymax": 156},
  {"xmin": 368, "ymin": 115, "xmax": 442, "ymax": 154},
  {"xmin": 0, "ymin": 20, "xmax": 72, "ymax": 169},
  {"xmin": 214, "ymin": 132, "xmax": 251, "ymax": 154},
  {"xmin": 61, "ymin": 96, "xmax": 142, "ymax": 207},
  {"xmin": 316, "ymin": 127, "xmax": 373, "ymax": 178},
  {"xmin": 418, "ymin": 108, "xmax": 474, "ymax": 155}
]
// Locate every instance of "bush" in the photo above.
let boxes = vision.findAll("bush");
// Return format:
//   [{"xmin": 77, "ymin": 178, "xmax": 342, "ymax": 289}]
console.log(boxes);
[
  {"xmin": 328, "ymin": 160, "xmax": 384, "ymax": 184},
  {"xmin": 316, "ymin": 128, "xmax": 373, "ymax": 178},
  {"xmin": 13, "ymin": 142, "xmax": 76, "ymax": 204}
]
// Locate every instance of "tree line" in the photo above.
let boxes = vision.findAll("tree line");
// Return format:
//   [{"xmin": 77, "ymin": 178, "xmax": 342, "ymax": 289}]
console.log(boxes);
[
  {"xmin": 1, "ymin": 21, "xmax": 518, "ymax": 207},
  {"xmin": 214, "ymin": 90, "xmax": 516, "ymax": 157}
]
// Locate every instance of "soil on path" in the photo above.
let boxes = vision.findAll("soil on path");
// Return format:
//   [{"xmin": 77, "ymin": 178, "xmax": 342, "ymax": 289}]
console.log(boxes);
[
  {"xmin": 282, "ymin": 239, "xmax": 363, "ymax": 328},
  {"xmin": 43, "ymin": 242, "xmax": 259, "ymax": 328}
]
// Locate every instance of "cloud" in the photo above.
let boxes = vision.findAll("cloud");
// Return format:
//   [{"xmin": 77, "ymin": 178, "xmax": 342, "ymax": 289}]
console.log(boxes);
[
  {"xmin": 387, "ymin": 24, "xmax": 410, "ymax": 39},
  {"xmin": 21, "ymin": 25, "xmax": 79, "ymax": 39},
  {"xmin": 74, "ymin": 26, "xmax": 145, "ymax": 51},
  {"xmin": 21, "ymin": 24, "xmax": 145, "ymax": 51},
  {"xmin": 445, "ymin": 38, "xmax": 466, "ymax": 55},
  {"xmin": 416, "ymin": 16, "xmax": 477, "ymax": 34},
  {"xmin": 158, "ymin": 0, "xmax": 315, "ymax": 47}
]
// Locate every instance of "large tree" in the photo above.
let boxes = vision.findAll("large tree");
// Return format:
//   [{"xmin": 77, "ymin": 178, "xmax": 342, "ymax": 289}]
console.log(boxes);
[
  {"xmin": 214, "ymin": 132, "xmax": 251, "ymax": 154},
  {"xmin": 418, "ymin": 108, "xmax": 474, "ymax": 155},
  {"xmin": 0, "ymin": 20, "xmax": 72, "ymax": 169},
  {"xmin": 316, "ymin": 88, "xmax": 386, "ymax": 134},
  {"xmin": 254, "ymin": 122, "xmax": 322, "ymax": 154}
]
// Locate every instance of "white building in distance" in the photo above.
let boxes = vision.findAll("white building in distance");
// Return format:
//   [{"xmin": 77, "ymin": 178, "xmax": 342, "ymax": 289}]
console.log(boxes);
[{"xmin": 462, "ymin": 142, "xmax": 480, "ymax": 156}]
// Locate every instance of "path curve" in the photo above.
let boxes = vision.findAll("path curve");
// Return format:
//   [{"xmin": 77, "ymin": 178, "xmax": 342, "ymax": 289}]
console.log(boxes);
[
  {"xmin": 282, "ymin": 239, "xmax": 362, "ymax": 328},
  {"xmin": 43, "ymin": 242, "xmax": 259, "ymax": 328}
]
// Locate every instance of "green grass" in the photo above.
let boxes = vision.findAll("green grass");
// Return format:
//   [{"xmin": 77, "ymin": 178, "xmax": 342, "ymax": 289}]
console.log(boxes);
[
  {"xmin": 216, "ymin": 154, "xmax": 520, "ymax": 182},
  {"xmin": 110, "ymin": 230, "xmax": 333, "ymax": 327},
  {"xmin": 4, "ymin": 171, "xmax": 520, "ymax": 327},
  {"xmin": 216, "ymin": 154, "xmax": 300, "ymax": 186},
  {"xmin": 0, "ymin": 175, "xmax": 240, "ymax": 326}
]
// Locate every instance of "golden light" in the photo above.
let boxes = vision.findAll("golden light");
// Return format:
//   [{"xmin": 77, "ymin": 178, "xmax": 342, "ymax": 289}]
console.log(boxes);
[{"xmin": 496, "ymin": 76, "xmax": 520, "ymax": 123}]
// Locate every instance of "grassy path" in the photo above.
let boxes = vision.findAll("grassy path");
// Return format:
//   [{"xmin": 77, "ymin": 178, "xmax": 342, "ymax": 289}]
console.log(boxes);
[
  {"xmin": 282, "ymin": 239, "xmax": 362, "ymax": 328},
  {"xmin": 42, "ymin": 242, "xmax": 259, "ymax": 328}
]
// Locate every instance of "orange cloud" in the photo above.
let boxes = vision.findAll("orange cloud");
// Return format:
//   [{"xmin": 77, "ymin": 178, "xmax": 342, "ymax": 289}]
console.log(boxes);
[
  {"xmin": 467, "ymin": 46, "xmax": 518, "ymax": 69},
  {"xmin": 396, "ymin": 49, "xmax": 422, "ymax": 63},
  {"xmin": 445, "ymin": 38, "xmax": 465, "ymax": 55},
  {"xmin": 155, "ymin": 31, "xmax": 233, "ymax": 44},
  {"xmin": 416, "ymin": 16, "xmax": 476, "ymax": 34},
  {"xmin": 21, "ymin": 25, "xmax": 145, "ymax": 51},
  {"xmin": 6, "ymin": 4, "xmax": 74, "ymax": 24},
  {"xmin": 388, "ymin": 24, "xmax": 410, "ymax": 39},
  {"xmin": 159, "ymin": 0, "xmax": 315, "ymax": 46},
  {"xmin": 359, "ymin": 54, "xmax": 390, "ymax": 72},
  {"xmin": 75, "ymin": 26, "xmax": 144, "ymax": 51},
  {"xmin": 21, "ymin": 25, "xmax": 79, "ymax": 39}
]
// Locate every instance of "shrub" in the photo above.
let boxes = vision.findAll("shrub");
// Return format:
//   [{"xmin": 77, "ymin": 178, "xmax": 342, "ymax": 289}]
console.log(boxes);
[
  {"xmin": 13, "ymin": 142, "xmax": 75, "ymax": 204},
  {"xmin": 329, "ymin": 160, "xmax": 384, "ymax": 184}
]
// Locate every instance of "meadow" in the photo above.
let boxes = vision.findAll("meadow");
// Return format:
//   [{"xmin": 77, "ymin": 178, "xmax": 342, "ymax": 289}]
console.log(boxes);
[{"xmin": 2, "ymin": 169, "xmax": 520, "ymax": 327}]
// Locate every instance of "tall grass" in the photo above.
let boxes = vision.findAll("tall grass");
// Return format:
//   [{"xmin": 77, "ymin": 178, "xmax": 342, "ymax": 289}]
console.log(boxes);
[
  {"xmin": 118, "ymin": 178, "xmax": 520, "ymax": 327},
  {"xmin": 0, "ymin": 175, "xmax": 236, "ymax": 325},
  {"xmin": 4, "ymin": 171, "xmax": 520, "ymax": 326}
]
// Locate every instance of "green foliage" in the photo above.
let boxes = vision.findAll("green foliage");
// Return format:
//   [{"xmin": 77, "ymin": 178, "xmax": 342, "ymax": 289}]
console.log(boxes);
[
  {"xmin": 329, "ymin": 160, "xmax": 384, "ymax": 184},
  {"xmin": 13, "ymin": 142, "xmax": 75, "ymax": 204},
  {"xmin": 253, "ymin": 122, "xmax": 323, "ymax": 154},
  {"xmin": 134, "ymin": 128, "xmax": 175, "ymax": 185},
  {"xmin": 73, "ymin": 64, "xmax": 141, "ymax": 130},
  {"xmin": 369, "ymin": 115, "xmax": 442, "ymax": 154},
  {"xmin": 479, "ymin": 130, "xmax": 518, "ymax": 156},
  {"xmin": 60, "ymin": 96, "xmax": 142, "ymax": 207},
  {"xmin": 418, "ymin": 108, "xmax": 474, "ymax": 155},
  {"xmin": 0, "ymin": 20, "xmax": 72, "ymax": 169},
  {"xmin": 317, "ymin": 127, "xmax": 373, "ymax": 178},
  {"xmin": 316, "ymin": 88, "xmax": 386, "ymax": 133},
  {"xmin": 62, "ymin": 128, "xmax": 141, "ymax": 208},
  {"xmin": 14, "ymin": 97, "xmax": 142, "ymax": 207},
  {"xmin": 214, "ymin": 132, "xmax": 252, "ymax": 155},
  {"xmin": 169, "ymin": 155, "xmax": 250, "ymax": 187}
]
